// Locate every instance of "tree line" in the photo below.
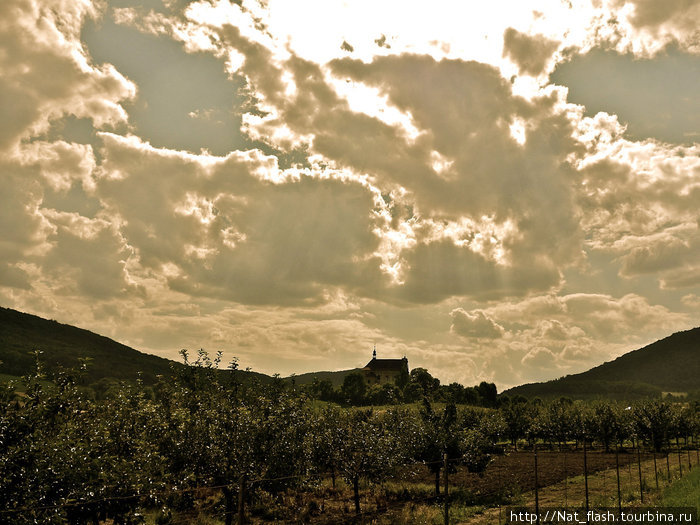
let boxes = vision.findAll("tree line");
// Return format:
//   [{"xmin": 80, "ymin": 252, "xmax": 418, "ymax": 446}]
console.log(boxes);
[{"xmin": 306, "ymin": 367, "xmax": 498, "ymax": 407}]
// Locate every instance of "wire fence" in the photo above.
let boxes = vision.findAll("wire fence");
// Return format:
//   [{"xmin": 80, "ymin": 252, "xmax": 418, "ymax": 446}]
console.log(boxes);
[{"xmin": 3, "ymin": 442, "xmax": 698, "ymax": 524}]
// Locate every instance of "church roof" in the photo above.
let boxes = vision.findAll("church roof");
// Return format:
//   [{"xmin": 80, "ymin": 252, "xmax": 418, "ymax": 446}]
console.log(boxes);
[{"xmin": 363, "ymin": 357, "xmax": 407, "ymax": 372}]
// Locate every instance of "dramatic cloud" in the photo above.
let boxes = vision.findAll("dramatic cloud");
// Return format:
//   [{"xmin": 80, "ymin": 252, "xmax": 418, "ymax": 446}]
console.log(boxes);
[
  {"xmin": 0, "ymin": 0, "xmax": 134, "ymax": 151},
  {"xmin": 0, "ymin": 0, "xmax": 698, "ymax": 389},
  {"xmin": 503, "ymin": 27, "xmax": 560, "ymax": 76},
  {"xmin": 450, "ymin": 309, "xmax": 504, "ymax": 339}
]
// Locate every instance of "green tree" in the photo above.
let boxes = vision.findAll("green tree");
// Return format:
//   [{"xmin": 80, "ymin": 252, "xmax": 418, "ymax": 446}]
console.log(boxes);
[
  {"xmin": 341, "ymin": 372, "xmax": 367, "ymax": 405},
  {"xmin": 416, "ymin": 399, "xmax": 460, "ymax": 496},
  {"xmin": 410, "ymin": 368, "xmax": 440, "ymax": 399},
  {"xmin": 501, "ymin": 398, "xmax": 531, "ymax": 449},
  {"xmin": 336, "ymin": 409, "xmax": 401, "ymax": 515}
]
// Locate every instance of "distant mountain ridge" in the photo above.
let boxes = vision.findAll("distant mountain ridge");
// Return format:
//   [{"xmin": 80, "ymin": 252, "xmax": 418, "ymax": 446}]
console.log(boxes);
[
  {"xmin": 504, "ymin": 326, "xmax": 700, "ymax": 399},
  {"xmin": 289, "ymin": 368, "xmax": 362, "ymax": 387},
  {"xmin": 0, "ymin": 306, "xmax": 271, "ymax": 385},
  {"xmin": 3, "ymin": 306, "xmax": 698, "ymax": 401}
]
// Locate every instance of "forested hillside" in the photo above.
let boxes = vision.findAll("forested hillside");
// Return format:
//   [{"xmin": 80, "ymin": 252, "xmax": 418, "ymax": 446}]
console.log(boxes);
[
  {"xmin": 505, "ymin": 327, "xmax": 700, "ymax": 399},
  {"xmin": 0, "ymin": 307, "xmax": 271, "ymax": 387}
]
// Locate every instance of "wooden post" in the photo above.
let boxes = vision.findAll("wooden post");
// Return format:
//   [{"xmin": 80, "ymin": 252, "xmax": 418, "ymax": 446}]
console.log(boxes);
[
  {"xmin": 444, "ymin": 453, "xmax": 449, "ymax": 525},
  {"xmin": 224, "ymin": 486, "xmax": 234, "ymax": 525},
  {"xmin": 534, "ymin": 443, "xmax": 540, "ymax": 522},
  {"xmin": 636, "ymin": 439, "xmax": 644, "ymax": 503},
  {"xmin": 563, "ymin": 448, "xmax": 568, "ymax": 508},
  {"xmin": 615, "ymin": 445, "xmax": 622, "ymax": 516},
  {"xmin": 353, "ymin": 476, "xmax": 360, "ymax": 515},
  {"xmin": 238, "ymin": 474, "xmax": 246, "ymax": 525},
  {"xmin": 653, "ymin": 451, "xmax": 659, "ymax": 490},
  {"xmin": 651, "ymin": 432, "xmax": 659, "ymax": 490},
  {"xmin": 583, "ymin": 439, "xmax": 589, "ymax": 516}
]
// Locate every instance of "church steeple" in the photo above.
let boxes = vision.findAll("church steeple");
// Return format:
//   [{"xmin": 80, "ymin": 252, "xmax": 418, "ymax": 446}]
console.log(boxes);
[{"xmin": 372, "ymin": 345, "xmax": 376, "ymax": 359}]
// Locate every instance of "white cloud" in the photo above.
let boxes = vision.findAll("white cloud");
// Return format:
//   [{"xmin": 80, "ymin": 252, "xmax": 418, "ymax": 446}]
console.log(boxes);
[
  {"xmin": 95, "ymin": 133, "xmax": 386, "ymax": 305},
  {"xmin": 450, "ymin": 308, "xmax": 505, "ymax": 339},
  {"xmin": 0, "ymin": 0, "xmax": 134, "ymax": 152},
  {"xmin": 600, "ymin": 0, "xmax": 700, "ymax": 55}
]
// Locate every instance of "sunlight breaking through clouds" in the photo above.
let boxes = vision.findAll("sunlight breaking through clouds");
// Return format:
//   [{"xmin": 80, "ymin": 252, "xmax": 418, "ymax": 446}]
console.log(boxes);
[{"xmin": 0, "ymin": 0, "xmax": 698, "ymax": 388}]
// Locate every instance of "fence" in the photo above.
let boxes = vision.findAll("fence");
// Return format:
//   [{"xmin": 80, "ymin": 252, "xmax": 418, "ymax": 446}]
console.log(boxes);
[{"xmin": 2, "ymin": 440, "xmax": 697, "ymax": 524}]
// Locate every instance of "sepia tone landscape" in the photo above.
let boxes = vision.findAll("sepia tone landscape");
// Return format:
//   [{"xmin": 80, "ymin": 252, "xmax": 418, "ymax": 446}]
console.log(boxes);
[{"xmin": 1, "ymin": 0, "xmax": 699, "ymax": 522}]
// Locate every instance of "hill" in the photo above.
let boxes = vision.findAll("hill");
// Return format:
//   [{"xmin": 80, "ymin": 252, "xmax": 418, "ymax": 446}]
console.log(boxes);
[
  {"xmin": 504, "ymin": 326, "xmax": 700, "ymax": 400},
  {"xmin": 288, "ymin": 368, "xmax": 362, "ymax": 387},
  {"xmin": 0, "ymin": 306, "xmax": 271, "ymax": 386}
]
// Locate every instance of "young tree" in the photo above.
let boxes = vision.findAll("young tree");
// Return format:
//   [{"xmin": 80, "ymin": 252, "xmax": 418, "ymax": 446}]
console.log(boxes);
[
  {"xmin": 590, "ymin": 401, "xmax": 626, "ymax": 452},
  {"xmin": 416, "ymin": 399, "xmax": 461, "ymax": 496},
  {"xmin": 501, "ymin": 398, "xmax": 532, "ymax": 450},
  {"xmin": 336, "ymin": 409, "xmax": 401, "ymax": 515}
]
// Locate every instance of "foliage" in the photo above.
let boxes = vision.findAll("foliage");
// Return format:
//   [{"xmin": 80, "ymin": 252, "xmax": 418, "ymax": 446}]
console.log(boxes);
[{"xmin": 2, "ymin": 347, "xmax": 699, "ymax": 523}]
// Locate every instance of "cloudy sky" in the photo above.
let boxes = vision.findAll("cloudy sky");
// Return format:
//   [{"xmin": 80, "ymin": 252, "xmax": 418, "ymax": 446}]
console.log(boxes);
[{"xmin": 1, "ymin": 0, "xmax": 699, "ymax": 389}]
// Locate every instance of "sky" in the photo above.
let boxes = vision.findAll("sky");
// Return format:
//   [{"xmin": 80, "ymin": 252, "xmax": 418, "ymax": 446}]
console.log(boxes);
[{"xmin": 1, "ymin": 0, "xmax": 699, "ymax": 389}]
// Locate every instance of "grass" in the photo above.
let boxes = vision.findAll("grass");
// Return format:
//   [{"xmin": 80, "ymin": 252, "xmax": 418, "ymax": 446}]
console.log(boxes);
[{"xmin": 660, "ymin": 464, "xmax": 700, "ymax": 511}]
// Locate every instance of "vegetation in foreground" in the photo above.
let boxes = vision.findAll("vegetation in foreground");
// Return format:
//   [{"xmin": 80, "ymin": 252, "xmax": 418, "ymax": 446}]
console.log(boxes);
[
  {"xmin": 661, "ymin": 461, "xmax": 700, "ymax": 511},
  {"xmin": 1, "ymin": 350, "xmax": 700, "ymax": 524}
]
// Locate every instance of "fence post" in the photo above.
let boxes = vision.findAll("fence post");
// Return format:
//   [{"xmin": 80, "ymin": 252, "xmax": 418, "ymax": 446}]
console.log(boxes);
[
  {"xmin": 444, "ymin": 453, "xmax": 449, "ymax": 525},
  {"xmin": 653, "ymin": 451, "xmax": 659, "ymax": 490},
  {"xmin": 616, "ymin": 444, "xmax": 622, "ymax": 516},
  {"xmin": 636, "ymin": 439, "xmax": 644, "ymax": 503},
  {"xmin": 238, "ymin": 474, "xmax": 246, "ymax": 525},
  {"xmin": 563, "ymin": 448, "xmax": 568, "ymax": 508},
  {"xmin": 534, "ymin": 443, "xmax": 540, "ymax": 524},
  {"xmin": 583, "ymin": 439, "xmax": 589, "ymax": 517}
]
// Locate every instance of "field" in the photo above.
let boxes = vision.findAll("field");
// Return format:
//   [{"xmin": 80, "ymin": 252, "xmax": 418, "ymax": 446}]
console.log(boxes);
[{"xmin": 136, "ymin": 445, "xmax": 699, "ymax": 524}]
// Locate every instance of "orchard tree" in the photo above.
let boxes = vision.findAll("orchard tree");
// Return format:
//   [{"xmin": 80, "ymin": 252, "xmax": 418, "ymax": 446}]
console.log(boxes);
[
  {"xmin": 501, "ymin": 398, "xmax": 532, "ymax": 450},
  {"xmin": 589, "ymin": 401, "xmax": 628, "ymax": 452},
  {"xmin": 307, "ymin": 407, "xmax": 345, "ymax": 488},
  {"xmin": 632, "ymin": 400, "xmax": 672, "ymax": 452},
  {"xmin": 336, "ymin": 409, "xmax": 401, "ymax": 515},
  {"xmin": 461, "ymin": 428, "xmax": 493, "ymax": 474},
  {"xmin": 416, "ymin": 399, "xmax": 461, "ymax": 496}
]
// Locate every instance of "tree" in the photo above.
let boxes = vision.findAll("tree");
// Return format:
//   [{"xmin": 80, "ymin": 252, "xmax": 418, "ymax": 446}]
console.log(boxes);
[
  {"xmin": 589, "ymin": 401, "xmax": 627, "ymax": 452},
  {"xmin": 307, "ymin": 407, "xmax": 345, "ymax": 488},
  {"xmin": 502, "ymin": 398, "xmax": 531, "ymax": 449},
  {"xmin": 341, "ymin": 372, "xmax": 367, "ymax": 405},
  {"xmin": 632, "ymin": 400, "xmax": 672, "ymax": 452},
  {"xmin": 336, "ymin": 409, "xmax": 401, "ymax": 515},
  {"xmin": 410, "ymin": 368, "xmax": 440, "ymax": 398},
  {"xmin": 309, "ymin": 378, "xmax": 334, "ymax": 401},
  {"xmin": 416, "ymin": 399, "xmax": 460, "ymax": 496},
  {"xmin": 477, "ymin": 381, "xmax": 498, "ymax": 407},
  {"xmin": 461, "ymin": 428, "xmax": 492, "ymax": 474},
  {"xmin": 367, "ymin": 382, "xmax": 401, "ymax": 405}
]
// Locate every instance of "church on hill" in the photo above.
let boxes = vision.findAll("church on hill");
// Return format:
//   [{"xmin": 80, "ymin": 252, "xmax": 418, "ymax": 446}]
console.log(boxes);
[{"xmin": 362, "ymin": 346, "xmax": 409, "ymax": 386}]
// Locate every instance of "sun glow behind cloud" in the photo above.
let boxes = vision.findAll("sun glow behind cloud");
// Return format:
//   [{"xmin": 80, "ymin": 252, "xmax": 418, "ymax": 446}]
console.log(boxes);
[{"xmin": 0, "ymin": 0, "xmax": 698, "ymax": 389}]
